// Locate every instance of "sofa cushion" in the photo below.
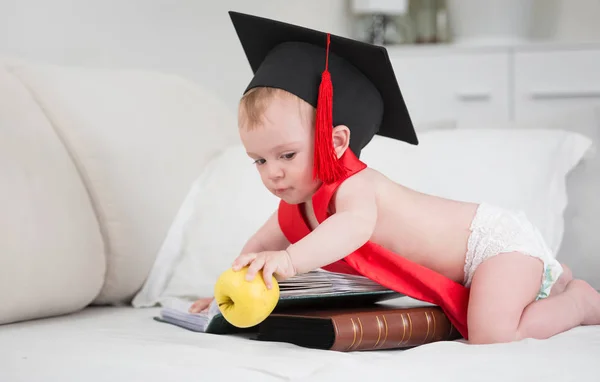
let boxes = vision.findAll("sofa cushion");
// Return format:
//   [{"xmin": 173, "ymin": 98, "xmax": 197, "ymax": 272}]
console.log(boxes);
[
  {"xmin": 0, "ymin": 65, "xmax": 105, "ymax": 324},
  {"xmin": 9, "ymin": 62, "xmax": 239, "ymax": 304}
]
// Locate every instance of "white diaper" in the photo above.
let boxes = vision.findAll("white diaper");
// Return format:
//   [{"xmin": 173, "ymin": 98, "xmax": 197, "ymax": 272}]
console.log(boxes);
[{"xmin": 463, "ymin": 203, "xmax": 563, "ymax": 300}]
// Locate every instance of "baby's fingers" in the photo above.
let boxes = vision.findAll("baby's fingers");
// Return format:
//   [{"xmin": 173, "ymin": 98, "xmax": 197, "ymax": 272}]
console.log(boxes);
[
  {"xmin": 262, "ymin": 262, "xmax": 277, "ymax": 290},
  {"xmin": 245, "ymin": 256, "xmax": 266, "ymax": 282},
  {"xmin": 232, "ymin": 253, "xmax": 256, "ymax": 271}
]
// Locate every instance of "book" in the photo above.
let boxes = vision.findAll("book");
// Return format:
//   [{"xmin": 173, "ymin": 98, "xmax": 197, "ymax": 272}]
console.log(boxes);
[
  {"xmin": 155, "ymin": 269, "xmax": 402, "ymax": 335},
  {"xmin": 256, "ymin": 304, "xmax": 462, "ymax": 351}
]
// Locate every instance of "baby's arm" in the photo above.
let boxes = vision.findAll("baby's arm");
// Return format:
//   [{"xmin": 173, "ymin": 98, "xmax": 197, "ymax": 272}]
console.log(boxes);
[
  {"xmin": 241, "ymin": 209, "xmax": 291, "ymax": 254},
  {"xmin": 286, "ymin": 174, "xmax": 378, "ymax": 274},
  {"xmin": 189, "ymin": 210, "xmax": 289, "ymax": 313}
]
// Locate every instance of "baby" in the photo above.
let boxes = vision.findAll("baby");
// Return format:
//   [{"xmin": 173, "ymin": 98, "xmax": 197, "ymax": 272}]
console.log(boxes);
[{"xmin": 190, "ymin": 12, "xmax": 600, "ymax": 344}]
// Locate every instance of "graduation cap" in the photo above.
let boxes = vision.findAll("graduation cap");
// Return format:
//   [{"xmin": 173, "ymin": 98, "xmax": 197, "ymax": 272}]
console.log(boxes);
[{"xmin": 229, "ymin": 11, "xmax": 417, "ymax": 183}]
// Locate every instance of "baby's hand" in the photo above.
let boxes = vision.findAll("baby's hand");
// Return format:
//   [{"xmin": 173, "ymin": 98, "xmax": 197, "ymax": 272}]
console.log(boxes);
[
  {"xmin": 188, "ymin": 297, "xmax": 214, "ymax": 313},
  {"xmin": 232, "ymin": 250, "xmax": 296, "ymax": 289}
]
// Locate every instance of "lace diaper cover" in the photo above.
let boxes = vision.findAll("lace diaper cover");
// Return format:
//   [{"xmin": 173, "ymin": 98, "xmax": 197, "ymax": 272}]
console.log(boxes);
[{"xmin": 463, "ymin": 203, "xmax": 563, "ymax": 300}]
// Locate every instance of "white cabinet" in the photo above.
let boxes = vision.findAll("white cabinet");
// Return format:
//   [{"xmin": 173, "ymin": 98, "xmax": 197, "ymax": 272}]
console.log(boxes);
[
  {"xmin": 389, "ymin": 49, "xmax": 510, "ymax": 126},
  {"xmin": 387, "ymin": 42, "xmax": 600, "ymax": 128},
  {"xmin": 514, "ymin": 48, "xmax": 600, "ymax": 120}
]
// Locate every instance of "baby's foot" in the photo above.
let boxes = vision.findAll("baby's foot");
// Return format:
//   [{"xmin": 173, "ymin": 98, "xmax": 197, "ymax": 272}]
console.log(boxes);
[
  {"xmin": 551, "ymin": 263, "xmax": 573, "ymax": 296},
  {"xmin": 568, "ymin": 279, "xmax": 600, "ymax": 326}
]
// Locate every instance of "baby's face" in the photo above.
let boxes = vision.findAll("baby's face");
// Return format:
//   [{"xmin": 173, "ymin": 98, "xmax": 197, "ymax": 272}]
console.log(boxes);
[{"xmin": 239, "ymin": 94, "xmax": 321, "ymax": 204}]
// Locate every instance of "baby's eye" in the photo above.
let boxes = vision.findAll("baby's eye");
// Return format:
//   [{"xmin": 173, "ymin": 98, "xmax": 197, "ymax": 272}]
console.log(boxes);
[
  {"xmin": 253, "ymin": 159, "xmax": 266, "ymax": 165},
  {"xmin": 282, "ymin": 152, "xmax": 296, "ymax": 160}
]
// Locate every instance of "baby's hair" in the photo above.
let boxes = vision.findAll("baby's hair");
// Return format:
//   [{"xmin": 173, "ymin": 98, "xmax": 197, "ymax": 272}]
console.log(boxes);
[{"xmin": 238, "ymin": 86, "xmax": 315, "ymax": 130}]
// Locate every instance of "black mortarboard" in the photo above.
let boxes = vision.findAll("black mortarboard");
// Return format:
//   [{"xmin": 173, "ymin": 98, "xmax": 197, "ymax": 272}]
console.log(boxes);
[{"xmin": 229, "ymin": 11, "xmax": 417, "ymax": 183}]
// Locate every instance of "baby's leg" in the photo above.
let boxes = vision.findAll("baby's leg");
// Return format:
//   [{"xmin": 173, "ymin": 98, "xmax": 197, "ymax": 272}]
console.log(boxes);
[
  {"xmin": 467, "ymin": 252, "xmax": 600, "ymax": 344},
  {"xmin": 550, "ymin": 263, "xmax": 572, "ymax": 295}
]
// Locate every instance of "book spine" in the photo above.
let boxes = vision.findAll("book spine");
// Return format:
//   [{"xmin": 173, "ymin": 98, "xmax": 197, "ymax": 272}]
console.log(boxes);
[{"xmin": 329, "ymin": 308, "xmax": 459, "ymax": 351}]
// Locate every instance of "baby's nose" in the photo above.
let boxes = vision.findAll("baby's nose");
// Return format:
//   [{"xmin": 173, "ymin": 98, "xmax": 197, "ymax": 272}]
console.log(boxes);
[{"xmin": 267, "ymin": 164, "xmax": 284, "ymax": 179}]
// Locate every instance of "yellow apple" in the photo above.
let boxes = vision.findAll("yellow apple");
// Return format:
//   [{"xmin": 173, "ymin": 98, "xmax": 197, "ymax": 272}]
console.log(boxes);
[{"xmin": 213, "ymin": 266, "xmax": 280, "ymax": 328}]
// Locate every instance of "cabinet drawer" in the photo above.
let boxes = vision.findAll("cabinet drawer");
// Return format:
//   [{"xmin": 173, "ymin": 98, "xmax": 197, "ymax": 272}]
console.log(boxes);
[
  {"xmin": 514, "ymin": 49, "xmax": 600, "ymax": 120},
  {"xmin": 389, "ymin": 51, "xmax": 510, "ymax": 128}
]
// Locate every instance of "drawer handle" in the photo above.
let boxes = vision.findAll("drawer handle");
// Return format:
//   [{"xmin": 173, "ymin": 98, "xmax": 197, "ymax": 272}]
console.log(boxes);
[
  {"xmin": 455, "ymin": 91, "xmax": 491, "ymax": 101},
  {"xmin": 530, "ymin": 90, "xmax": 600, "ymax": 100}
]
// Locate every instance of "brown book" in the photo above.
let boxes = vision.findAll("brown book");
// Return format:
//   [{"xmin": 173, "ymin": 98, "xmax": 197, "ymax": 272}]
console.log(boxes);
[{"xmin": 256, "ymin": 304, "xmax": 462, "ymax": 351}]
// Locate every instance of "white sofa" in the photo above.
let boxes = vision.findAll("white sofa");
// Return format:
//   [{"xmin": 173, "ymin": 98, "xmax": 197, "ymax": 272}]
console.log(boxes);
[{"xmin": 1, "ymin": 58, "xmax": 599, "ymax": 382}]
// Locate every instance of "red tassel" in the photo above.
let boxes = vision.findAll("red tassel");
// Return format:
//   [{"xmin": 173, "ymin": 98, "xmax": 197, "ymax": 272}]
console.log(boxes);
[{"xmin": 313, "ymin": 33, "xmax": 346, "ymax": 184}]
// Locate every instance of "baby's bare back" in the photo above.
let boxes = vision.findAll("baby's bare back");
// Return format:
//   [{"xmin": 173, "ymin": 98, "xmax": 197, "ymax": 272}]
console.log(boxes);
[{"xmin": 360, "ymin": 168, "xmax": 479, "ymax": 283}]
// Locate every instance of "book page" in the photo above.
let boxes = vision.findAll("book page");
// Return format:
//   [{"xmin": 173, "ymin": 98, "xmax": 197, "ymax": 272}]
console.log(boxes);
[
  {"xmin": 278, "ymin": 270, "xmax": 390, "ymax": 296},
  {"xmin": 159, "ymin": 297, "xmax": 221, "ymax": 332}
]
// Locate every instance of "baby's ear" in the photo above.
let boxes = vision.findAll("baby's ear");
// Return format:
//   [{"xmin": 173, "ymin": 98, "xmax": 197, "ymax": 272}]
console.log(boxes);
[{"xmin": 332, "ymin": 125, "xmax": 350, "ymax": 159}]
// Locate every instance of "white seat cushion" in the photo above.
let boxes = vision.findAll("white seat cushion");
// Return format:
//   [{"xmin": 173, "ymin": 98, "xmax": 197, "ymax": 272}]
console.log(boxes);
[{"xmin": 1, "ymin": 304, "xmax": 599, "ymax": 380}]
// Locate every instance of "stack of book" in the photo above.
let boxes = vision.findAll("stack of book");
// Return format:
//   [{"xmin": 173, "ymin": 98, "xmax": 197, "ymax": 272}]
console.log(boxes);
[{"xmin": 155, "ymin": 269, "xmax": 461, "ymax": 351}]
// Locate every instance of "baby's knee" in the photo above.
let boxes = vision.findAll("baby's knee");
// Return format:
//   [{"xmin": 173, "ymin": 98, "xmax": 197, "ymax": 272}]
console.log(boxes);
[{"xmin": 468, "ymin": 328, "xmax": 519, "ymax": 345}]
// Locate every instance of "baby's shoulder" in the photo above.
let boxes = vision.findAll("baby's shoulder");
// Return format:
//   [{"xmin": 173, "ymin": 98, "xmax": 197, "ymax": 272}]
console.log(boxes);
[
  {"xmin": 338, "ymin": 166, "xmax": 377, "ymax": 190},
  {"xmin": 333, "ymin": 166, "xmax": 397, "ymax": 204},
  {"xmin": 340, "ymin": 166, "xmax": 395, "ymax": 189}
]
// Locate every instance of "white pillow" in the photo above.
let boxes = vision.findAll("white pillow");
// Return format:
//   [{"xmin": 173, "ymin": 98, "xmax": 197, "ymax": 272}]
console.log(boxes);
[
  {"xmin": 133, "ymin": 128, "xmax": 592, "ymax": 307},
  {"xmin": 462, "ymin": 106, "xmax": 600, "ymax": 289}
]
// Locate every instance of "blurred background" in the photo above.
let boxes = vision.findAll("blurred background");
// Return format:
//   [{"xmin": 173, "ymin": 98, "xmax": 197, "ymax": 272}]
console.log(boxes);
[{"xmin": 2, "ymin": 0, "xmax": 600, "ymax": 126}]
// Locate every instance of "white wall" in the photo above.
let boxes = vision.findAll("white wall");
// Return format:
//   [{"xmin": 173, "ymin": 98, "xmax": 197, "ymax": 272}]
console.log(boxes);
[
  {"xmin": 0, "ymin": 0, "xmax": 352, "ymax": 112},
  {"xmin": 2, "ymin": 0, "xmax": 600, "ymax": 112}
]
